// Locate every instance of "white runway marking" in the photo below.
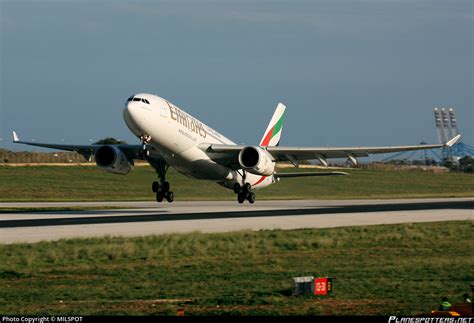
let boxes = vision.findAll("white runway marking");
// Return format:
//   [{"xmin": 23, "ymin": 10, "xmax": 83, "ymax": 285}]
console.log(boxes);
[{"xmin": 0, "ymin": 198, "xmax": 472, "ymax": 244}]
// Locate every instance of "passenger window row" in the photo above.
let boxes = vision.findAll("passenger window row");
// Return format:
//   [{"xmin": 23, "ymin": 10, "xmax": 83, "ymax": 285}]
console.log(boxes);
[{"xmin": 127, "ymin": 96, "xmax": 150, "ymax": 104}]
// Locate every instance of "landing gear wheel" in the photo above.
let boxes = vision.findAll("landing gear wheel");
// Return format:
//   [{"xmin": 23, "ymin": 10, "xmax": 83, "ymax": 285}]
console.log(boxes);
[
  {"xmin": 243, "ymin": 183, "xmax": 252, "ymax": 193},
  {"xmin": 163, "ymin": 181, "xmax": 170, "ymax": 193},
  {"xmin": 247, "ymin": 192, "xmax": 256, "ymax": 204},
  {"xmin": 152, "ymin": 181, "xmax": 159, "ymax": 193},
  {"xmin": 233, "ymin": 183, "xmax": 241, "ymax": 194},
  {"xmin": 156, "ymin": 192, "xmax": 164, "ymax": 203},
  {"xmin": 166, "ymin": 191, "xmax": 174, "ymax": 203},
  {"xmin": 237, "ymin": 193, "xmax": 245, "ymax": 204}
]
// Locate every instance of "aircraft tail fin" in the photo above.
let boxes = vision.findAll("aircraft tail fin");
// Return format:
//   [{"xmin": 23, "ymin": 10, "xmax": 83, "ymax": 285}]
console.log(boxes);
[{"xmin": 259, "ymin": 103, "xmax": 286, "ymax": 147}]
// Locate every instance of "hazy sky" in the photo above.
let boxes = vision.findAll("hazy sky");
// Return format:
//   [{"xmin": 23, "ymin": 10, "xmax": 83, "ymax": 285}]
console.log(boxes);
[{"xmin": 1, "ymin": 0, "xmax": 472, "ymax": 154}]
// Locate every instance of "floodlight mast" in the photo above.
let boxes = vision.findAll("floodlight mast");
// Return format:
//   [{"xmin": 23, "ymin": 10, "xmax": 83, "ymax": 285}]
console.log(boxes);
[
  {"xmin": 433, "ymin": 108, "xmax": 446, "ymax": 144},
  {"xmin": 441, "ymin": 108, "xmax": 452, "ymax": 140},
  {"xmin": 448, "ymin": 108, "xmax": 459, "ymax": 136}
]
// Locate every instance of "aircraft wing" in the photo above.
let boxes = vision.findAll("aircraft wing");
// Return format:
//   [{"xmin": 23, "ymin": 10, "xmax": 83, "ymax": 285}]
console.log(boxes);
[
  {"xmin": 202, "ymin": 134, "xmax": 461, "ymax": 167},
  {"xmin": 11, "ymin": 131, "xmax": 156, "ymax": 162}
]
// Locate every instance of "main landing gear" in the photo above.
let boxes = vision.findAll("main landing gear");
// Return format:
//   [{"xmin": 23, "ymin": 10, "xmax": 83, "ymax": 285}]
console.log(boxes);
[
  {"xmin": 152, "ymin": 180, "xmax": 174, "ymax": 203},
  {"xmin": 150, "ymin": 160, "xmax": 174, "ymax": 203},
  {"xmin": 233, "ymin": 182, "xmax": 256, "ymax": 204}
]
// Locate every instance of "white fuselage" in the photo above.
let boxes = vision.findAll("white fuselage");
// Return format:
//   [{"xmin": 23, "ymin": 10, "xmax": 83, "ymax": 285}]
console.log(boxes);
[{"xmin": 123, "ymin": 93, "xmax": 274, "ymax": 190}]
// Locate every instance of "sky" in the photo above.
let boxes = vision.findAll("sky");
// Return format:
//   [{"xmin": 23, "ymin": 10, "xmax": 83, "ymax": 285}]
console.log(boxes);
[{"xmin": 0, "ymin": 0, "xmax": 472, "ymax": 155}]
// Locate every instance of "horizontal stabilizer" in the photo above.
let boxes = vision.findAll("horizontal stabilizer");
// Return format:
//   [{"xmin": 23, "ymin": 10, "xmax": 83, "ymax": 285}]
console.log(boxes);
[
  {"xmin": 12, "ymin": 131, "xmax": 19, "ymax": 142},
  {"xmin": 275, "ymin": 171, "xmax": 349, "ymax": 178},
  {"xmin": 445, "ymin": 134, "xmax": 461, "ymax": 147}
]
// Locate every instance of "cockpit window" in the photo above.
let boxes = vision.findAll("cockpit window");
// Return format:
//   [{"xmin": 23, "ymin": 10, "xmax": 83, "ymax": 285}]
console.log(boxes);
[{"xmin": 128, "ymin": 96, "xmax": 150, "ymax": 104}]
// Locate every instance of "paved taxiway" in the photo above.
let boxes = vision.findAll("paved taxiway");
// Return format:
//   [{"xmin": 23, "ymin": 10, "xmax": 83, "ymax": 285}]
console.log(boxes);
[{"xmin": 0, "ymin": 198, "xmax": 472, "ymax": 244}]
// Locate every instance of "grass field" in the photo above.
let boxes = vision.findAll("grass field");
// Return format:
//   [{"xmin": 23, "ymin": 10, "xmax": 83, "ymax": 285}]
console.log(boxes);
[
  {"xmin": 0, "ymin": 165, "xmax": 472, "ymax": 202},
  {"xmin": 0, "ymin": 221, "xmax": 472, "ymax": 315}
]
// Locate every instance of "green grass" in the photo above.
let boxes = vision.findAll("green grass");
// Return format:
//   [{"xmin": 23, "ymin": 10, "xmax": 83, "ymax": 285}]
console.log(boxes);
[
  {"xmin": 0, "ymin": 165, "xmax": 472, "ymax": 202},
  {"xmin": 0, "ymin": 221, "xmax": 472, "ymax": 315}
]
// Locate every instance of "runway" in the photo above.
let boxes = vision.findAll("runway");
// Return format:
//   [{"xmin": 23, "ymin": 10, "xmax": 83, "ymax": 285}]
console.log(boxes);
[{"xmin": 0, "ymin": 198, "xmax": 472, "ymax": 244}]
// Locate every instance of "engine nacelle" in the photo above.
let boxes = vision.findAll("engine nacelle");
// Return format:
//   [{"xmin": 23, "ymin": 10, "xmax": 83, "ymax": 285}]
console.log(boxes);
[
  {"xmin": 238, "ymin": 146, "xmax": 275, "ymax": 176},
  {"xmin": 95, "ymin": 145, "xmax": 131, "ymax": 175}
]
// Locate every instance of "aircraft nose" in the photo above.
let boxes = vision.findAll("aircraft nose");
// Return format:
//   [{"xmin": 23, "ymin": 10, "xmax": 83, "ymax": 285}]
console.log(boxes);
[
  {"xmin": 123, "ymin": 102, "xmax": 145, "ymax": 131},
  {"xmin": 124, "ymin": 102, "xmax": 141, "ymax": 121}
]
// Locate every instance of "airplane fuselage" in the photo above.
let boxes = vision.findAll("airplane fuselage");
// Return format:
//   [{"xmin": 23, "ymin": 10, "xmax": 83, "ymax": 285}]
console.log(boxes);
[{"xmin": 123, "ymin": 93, "xmax": 274, "ymax": 190}]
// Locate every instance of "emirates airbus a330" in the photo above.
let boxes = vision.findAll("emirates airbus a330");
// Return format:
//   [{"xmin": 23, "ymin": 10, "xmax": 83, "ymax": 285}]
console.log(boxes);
[{"xmin": 13, "ymin": 93, "xmax": 460, "ymax": 204}]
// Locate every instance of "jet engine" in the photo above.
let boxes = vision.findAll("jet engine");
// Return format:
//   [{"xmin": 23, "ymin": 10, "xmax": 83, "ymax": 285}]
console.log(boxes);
[
  {"xmin": 238, "ymin": 146, "xmax": 275, "ymax": 176},
  {"xmin": 95, "ymin": 145, "xmax": 131, "ymax": 175}
]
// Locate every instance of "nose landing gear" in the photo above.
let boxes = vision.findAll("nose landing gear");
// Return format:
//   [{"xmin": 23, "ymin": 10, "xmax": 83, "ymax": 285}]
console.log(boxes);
[{"xmin": 139, "ymin": 134, "xmax": 152, "ymax": 158}]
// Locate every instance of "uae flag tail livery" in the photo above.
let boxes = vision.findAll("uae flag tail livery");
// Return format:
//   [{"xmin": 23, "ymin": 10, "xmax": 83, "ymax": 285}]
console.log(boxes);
[{"xmin": 259, "ymin": 103, "xmax": 286, "ymax": 147}]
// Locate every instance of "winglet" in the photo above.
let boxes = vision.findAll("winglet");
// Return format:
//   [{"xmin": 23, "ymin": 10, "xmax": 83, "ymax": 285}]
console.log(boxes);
[
  {"xmin": 12, "ymin": 131, "xmax": 20, "ymax": 143},
  {"xmin": 445, "ymin": 134, "xmax": 461, "ymax": 147}
]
